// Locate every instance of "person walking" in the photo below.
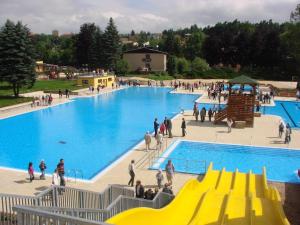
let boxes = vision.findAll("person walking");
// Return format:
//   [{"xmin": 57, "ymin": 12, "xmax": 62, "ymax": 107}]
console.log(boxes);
[
  {"xmin": 195, "ymin": 108, "xmax": 199, "ymax": 121},
  {"xmin": 279, "ymin": 122, "xmax": 284, "ymax": 138},
  {"xmin": 135, "ymin": 180, "xmax": 145, "ymax": 198},
  {"xmin": 285, "ymin": 128, "xmax": 291, "ymax": 144},
  {"xmin": 57, "ymin": 159, "xmax": 65, "ymax": 186},
  {"xmin": 154, "ymin": 118, "xmax": 159, "ymax": 137},
  {"xmin": 156, "ymin": 169, "xmax": 164, "ymax": 189},
  {"xmin": 39, "ymin": 160, "xmax": 47, "ymax": 180},
  {"xmin": 181, "ymin": 118, "xmax": 187, "ymax": 137},
  {"xmin": 208, "ymin": 108, "xmax": 213, "ymax": 122},
  {"xmin": 28, "ymin": 162, "xmax": 34, "ymax": 182},
  {"xmin": 193, "ymin": 102, "xmax": 198, "ymax": 116},
  {"xmin": 144, "ymin": 132, "xmax": 152, "ymax": 150},
  {"xmin": 165, "ymin": 160, "xmax": 175, "ymax": 185},
  {"xmin": 167, "ymin": 118, "xmax": 173, "ymax": 138},
  {"xmin": 200, "ymin": 107, "xmax": 206, "ymax": 122},
  {"xmin": 128, "ymin": 160, "xmax": 135, "ymax": 187},
  {"xmin": 227, "ymin": 118, "xmax": 233, "ymax": 133}
]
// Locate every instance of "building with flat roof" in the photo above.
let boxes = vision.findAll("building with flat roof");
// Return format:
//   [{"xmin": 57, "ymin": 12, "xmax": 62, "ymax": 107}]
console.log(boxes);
[
  {"xmin": 123, "ymin": 47, "xmax": 167, "ymax": 72},
  {"xmin": 77, "ymin": 74, "xmax": 115, "ymax": 88}
]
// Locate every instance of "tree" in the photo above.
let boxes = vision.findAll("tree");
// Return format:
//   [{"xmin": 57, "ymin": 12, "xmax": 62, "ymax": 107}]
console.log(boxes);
[
  {"xmin": 290, "ymin": 3, "xmax": 300, "ymax": 23},
  {"xmin": 115, "ymin": 59, "xmax": 129, "ymax": 75},
  {"xmin": 102, "ymin": 18, "xmax": 120, "ymax": 70},
  {"xmin": 191, "ymin": 57, "xmax": 210, "ymax": 75},
  {"xmin": 167, "ymin": 55, "xmax": 177, "ymax": 76},
  {"xmin": 176, "ymin": 58, "xmax": 190, "ymax": 74},
  {"xmin": 281, "ymin": 23, "xmax": 300, "ymax": 75},
  {"xmin": 184, "ymin": 31, "xmax": 205, "ymax": 60},
  {"xmin": 0, "ymin": 20, "xmax": 36, "ymax": 97},
  {"xmin": 75, "ymin": 23, "xmax": 101, "ymax": 70}
]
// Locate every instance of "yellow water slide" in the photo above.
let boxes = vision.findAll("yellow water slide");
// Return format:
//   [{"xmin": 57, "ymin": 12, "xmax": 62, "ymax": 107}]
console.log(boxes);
[{"xmin": 106, "ymin": 164, "xmax": 290, "ymax": 225}]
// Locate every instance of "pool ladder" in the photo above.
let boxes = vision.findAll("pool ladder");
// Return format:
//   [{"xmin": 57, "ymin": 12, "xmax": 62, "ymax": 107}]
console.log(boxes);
[{"xmin": 66, "ymin": 169, "xmax": 84, "ymax": 183}]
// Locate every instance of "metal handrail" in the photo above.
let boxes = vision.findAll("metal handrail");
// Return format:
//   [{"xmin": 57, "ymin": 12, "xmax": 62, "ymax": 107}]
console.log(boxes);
[{"xmin": 149, "ymin": 156, "xmax": 207, "ymax": 175}]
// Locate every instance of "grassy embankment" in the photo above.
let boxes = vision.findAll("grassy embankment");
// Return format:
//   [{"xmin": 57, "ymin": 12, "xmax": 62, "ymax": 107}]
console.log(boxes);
[{"xmin": 0, "ymin": 80, "xmax": 80, "ymax": 108}]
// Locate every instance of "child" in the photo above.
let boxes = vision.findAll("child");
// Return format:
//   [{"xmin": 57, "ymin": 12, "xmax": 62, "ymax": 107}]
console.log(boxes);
[
  {"xmin": 156, "ymin": 169, "xmax": 164, "ymax": 189},
  {"xmin": 52, "ymin": 169, "xmax": 60, "ymax": 186},
  {"xmin": 159, "ymin": 123, "xmax": 166, "ymax": 136},
  {"xmin": 28, "ymin": 162, "xmax": 34, "ymax": 182},
  {"xmin": 39, "ymin": 160, "xmax": 47, "ymax": 180}
]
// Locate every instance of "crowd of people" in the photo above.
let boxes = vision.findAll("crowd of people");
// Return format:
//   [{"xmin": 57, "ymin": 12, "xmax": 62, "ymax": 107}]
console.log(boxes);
[
  {"xmin": 31, "ymin": 94, "xmax": 53, "ymax": 107},
  {"xmin": 279, "ymin": 121, "xmax": 292, "ymax": 144},
  {"xmin": 128, "ymin": 159, "xmax": 175, "ymax": 199},
  {"xmin": 27, "ymin": 159, "xmax": 65, "ymax": 187}
]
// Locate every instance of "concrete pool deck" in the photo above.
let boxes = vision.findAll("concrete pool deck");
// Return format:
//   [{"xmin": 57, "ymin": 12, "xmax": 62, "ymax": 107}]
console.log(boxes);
[{"xmin": 1, "ymin": 84, "xmax": 300, "ymax": 224}]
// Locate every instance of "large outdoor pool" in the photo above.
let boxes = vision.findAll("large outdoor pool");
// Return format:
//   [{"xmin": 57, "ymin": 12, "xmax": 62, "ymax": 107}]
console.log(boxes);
[
  {"xmin": 152, "ymin": 140, "xmax": 300, "ymax": 183},
  {"xmin": 0, "ymin": 87, "xmax": 198, "ymax": 180}
]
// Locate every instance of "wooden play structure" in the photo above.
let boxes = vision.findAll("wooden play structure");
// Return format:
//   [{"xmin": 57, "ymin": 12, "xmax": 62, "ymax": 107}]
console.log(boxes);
[{"xmin": 214, "ymin": 75, "xmax": 258, "ymax": 127}]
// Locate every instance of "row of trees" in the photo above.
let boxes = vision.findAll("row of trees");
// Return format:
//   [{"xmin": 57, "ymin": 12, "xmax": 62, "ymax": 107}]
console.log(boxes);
[
  {"xmin": 32, "ymin": 18, "xmax": 121, "ymax": 71},
  {"xmin": 0, "ymin": 3, "xmax": 299, "ymax": 98}
]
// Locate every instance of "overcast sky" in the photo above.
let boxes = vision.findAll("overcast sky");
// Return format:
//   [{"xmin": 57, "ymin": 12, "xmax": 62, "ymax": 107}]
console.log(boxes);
[{"xmin": 0, "ymin": 0, "xmax": 298, "ymax": 34}]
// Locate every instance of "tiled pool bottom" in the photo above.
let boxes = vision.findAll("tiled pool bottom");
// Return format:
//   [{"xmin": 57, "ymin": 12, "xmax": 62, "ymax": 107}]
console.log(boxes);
[{"xmin": 151, "ymin": 140, "xmax": 300, "ymax": 183}]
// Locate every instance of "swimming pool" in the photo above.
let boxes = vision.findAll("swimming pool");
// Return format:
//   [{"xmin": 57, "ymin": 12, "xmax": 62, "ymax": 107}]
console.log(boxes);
[
  {"xmin": 263, "ymin": 100, "xmax": 300, "ymax": 128},
  {"xmin": 195, "ymin": 100, "xmax": 300, "ymax": 128},
  {"xmin": 0, "ymin": 87, "xmax": 198, "ymax": 180},
  {"xmin": 152, "ymin": 140, "xmax": 300, "ymax": 183}
]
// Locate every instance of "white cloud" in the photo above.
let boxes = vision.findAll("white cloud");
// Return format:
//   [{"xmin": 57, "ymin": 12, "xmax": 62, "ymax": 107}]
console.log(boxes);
[{"xmin": 0, "ymin": 0, "xmax": 298, "ymax": 34}]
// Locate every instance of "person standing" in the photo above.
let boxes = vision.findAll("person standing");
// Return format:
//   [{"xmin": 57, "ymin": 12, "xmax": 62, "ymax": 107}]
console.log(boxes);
[
  {"xmin": 58, "ymin": 89, "xmax": 62, "ymax": 98},
  {"xmin": 164, "ymin": 117, "xmax": 168, "ymax": 135},
  {"xmin": 165, "ymin": 160, "xmax": 175, "ymax": 185},
  {"xmin": 285, "ymin": 128, "xmax": 291, "ymax": 144},
  {"xmin": 208, "ymin": 108, "xmax": 213, "ymax": 122},
  {"xmin": 144, "ymin": 132, "xmax": 152, "ymax": 151},
  {"xmin": 52, "ymin": 169, "xmax": 60, "ymax": 186},
  {"xmin": 57, "ymin": 159, "xmax": 65, "ymax": 186},
  {"xmin": 156, "ymin": 132, "xmax": 164, "ymax": 150},
  {"xmin": 128, "ymin": 160, "xmax": 135, "ymax": 187},
  {"xmin": 39, "ymin": 160, "xmax": 47, "ymax": 180},
  {"xmin": 154, "ymin": 118, "xmax": 159, "ymax": 137},
  {"xmin": 135, "ymin": 180, "xmax": 145, "ymax": 198},
  {"xmin": 193, "ymin": 102, "xmax": 198, "ymax": 116},
  {"xmin": 160, "ymin": 123, "xmax": 166, "ymax": 135},
  {"xmin": 156, "ymin": 169, "xmax": 164, "ymax": 189},
  {"xmin": 167, "ymin": 118, "xmax": 173, "ymax": 138},
  {"xmin": 181, "ymin": 118, "xmax": 187, "ymax": 137},
  {"xmin": 28, "ymin": 162, "xmax": 34, "ymax": 182}
]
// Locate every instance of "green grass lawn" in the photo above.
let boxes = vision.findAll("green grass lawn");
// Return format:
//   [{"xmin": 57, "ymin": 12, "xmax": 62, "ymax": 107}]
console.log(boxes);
[
  {"xmin": 0, "ymin": 96, "xmax": 33, "ymax": 108},
  {"xmin": 0, "ymin": 79, "xmax": 82, "ymax": 108}
]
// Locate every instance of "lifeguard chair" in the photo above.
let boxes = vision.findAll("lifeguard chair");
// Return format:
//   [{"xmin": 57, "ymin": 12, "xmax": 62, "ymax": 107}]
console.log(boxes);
[{"xmin": 214, "ymin": 75, "xmax": 258, "ymax": 127}]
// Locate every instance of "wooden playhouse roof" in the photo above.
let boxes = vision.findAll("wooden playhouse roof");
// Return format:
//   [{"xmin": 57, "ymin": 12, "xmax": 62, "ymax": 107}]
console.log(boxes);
[{"xmin": 228, "ymin": 75, "xmax": 258, "ymax": 85}]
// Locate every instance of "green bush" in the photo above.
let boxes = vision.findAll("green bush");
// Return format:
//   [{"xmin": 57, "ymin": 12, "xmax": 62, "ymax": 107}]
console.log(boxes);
[
  {"xmin": 176, "ymin": 58, "xmax": 190, "ymax": 74},
  {"xmin": 115, "ymin": 59, "xmax": 129, "ymax": 76}
]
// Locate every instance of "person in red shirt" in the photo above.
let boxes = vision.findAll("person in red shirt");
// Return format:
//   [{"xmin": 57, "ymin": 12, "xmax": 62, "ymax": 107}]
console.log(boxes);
[{"xmin": 160, "ymin": 123, "xmax": 166, "ymax": 136}]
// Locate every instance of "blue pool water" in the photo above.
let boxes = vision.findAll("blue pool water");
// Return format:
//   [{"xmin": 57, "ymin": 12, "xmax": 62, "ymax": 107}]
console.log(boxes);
[
  {"xmin": 153, "ymin": 141, "xmax": 300, "ymax": 183},
  {"xmin": 263, "ymin": 101, "xmax": 300, "ymax": 128},
  {"xmin": 0, "ymin": 87, "xmax": 198, "ymax": 179}
]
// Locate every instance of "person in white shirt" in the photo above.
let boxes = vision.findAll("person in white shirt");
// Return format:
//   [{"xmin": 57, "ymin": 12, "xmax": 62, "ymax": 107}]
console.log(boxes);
[
  {"xmin": 128, "ymin": 160, "xmax": 135, "ymax": 187},
  {"xmin": 144, "ymin": 132, "xmax": 151, "ymax": 151},
  {"xmin": 156, "ymin": 132, "xmax": 163, "ymax": 150},
  {"xmin": 52, "ymin": 169, "xmax": 60, "ymax": 186}
]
